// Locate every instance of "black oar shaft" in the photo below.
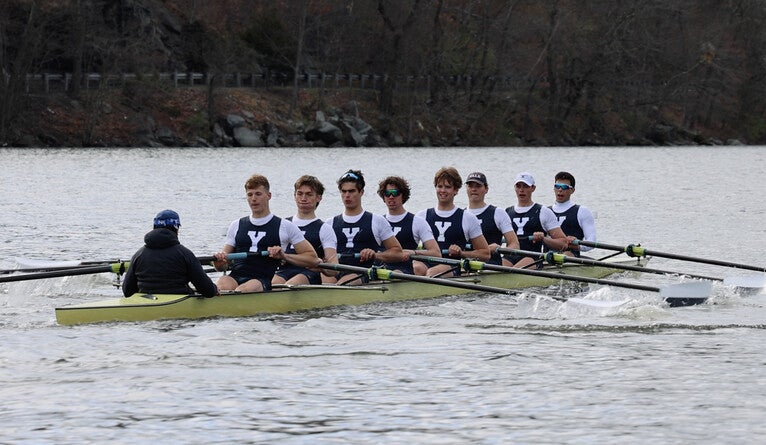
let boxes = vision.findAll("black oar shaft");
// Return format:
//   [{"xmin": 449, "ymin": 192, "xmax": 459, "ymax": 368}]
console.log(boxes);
[
  {"xmin": 0, "ymin": 262, "xmax": 128, "ymax": 283},
  {"xmin": 317, "ymin": 263, "xmax": 520, "ymax": 295},
  {"xmin": 575, "ymin": 240, "xmax": 766, "ymax": 273},
  {"xmin": 410, "ymin": 255, "xmax": 661, "ymax": 293},
  {"xmin": 499, "ymin": 248, "xmax": 723, "ymax": 282}
]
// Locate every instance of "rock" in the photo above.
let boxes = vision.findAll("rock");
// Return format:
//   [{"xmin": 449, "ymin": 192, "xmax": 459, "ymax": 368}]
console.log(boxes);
[
  {"xmin": 726, "ymin": 139, "xmax": 744, "ymax": 145},
  {"xmin": 16, "ymin": 134, "xmax": 40, "ymax": 147},
  {"xmin": 156, "ymin": 126, "xmax": 178, "ymax": 145},
  {"xmin": 338, "ymin": 121, "xmax": 364, "ymax": 147},
  {"xmin": 348, "ymin": 116, "xmax": 373, "ymax": 135},
  {"xmin": 233, "ymin": 127, "xmax": 264, "ymax": 147},
  {"xmin": 220, "ymin": 114, "xmax": 246, "ymax": 134},
  {"xmin": 263, "ymin": 123, "xmax": 280, "ymax": 147},
  {"xmin": 305, "ymin": 121, "xmax": 342, "ymax": 146}
]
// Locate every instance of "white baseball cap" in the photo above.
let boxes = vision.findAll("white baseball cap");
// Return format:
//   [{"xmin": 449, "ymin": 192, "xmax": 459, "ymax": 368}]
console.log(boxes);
[{"xmin": 514, "ymin": 172, "xmax": 535, "ymax": 186}]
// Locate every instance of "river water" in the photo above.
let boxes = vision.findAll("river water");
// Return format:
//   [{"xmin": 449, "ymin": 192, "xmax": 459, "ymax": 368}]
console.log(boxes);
[{"xmin": 0, "ymin": 146, "xmax": 764, "ymax": 444}]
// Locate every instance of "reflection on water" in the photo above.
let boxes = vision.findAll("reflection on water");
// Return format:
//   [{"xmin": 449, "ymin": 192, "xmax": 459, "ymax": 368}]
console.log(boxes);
[{"xmin": 1, "ymin": 146, "xmax": 766, "ymax": 443}]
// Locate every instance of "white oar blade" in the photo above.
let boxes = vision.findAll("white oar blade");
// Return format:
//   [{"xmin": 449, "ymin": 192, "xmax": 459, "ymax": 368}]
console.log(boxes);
[
  {"xmin": 660, "ymin": 280, "xmax": 711, "ymax": 307},
  {"xmin": 566, "ymin": 297, "xmax": 630, "ymax": 309},
  {"xmin": 14, "ymin": 257, "xmax": 82, "ymax": 268},
  {"xmin": 723, "ymin": 275, "xmax": 766, "ymax": 290}
]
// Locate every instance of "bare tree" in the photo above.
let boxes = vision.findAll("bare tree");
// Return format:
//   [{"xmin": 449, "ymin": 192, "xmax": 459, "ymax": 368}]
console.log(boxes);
[{"xmin": 0, "ymin": 1, "xmax": 49, "ymax": 144}]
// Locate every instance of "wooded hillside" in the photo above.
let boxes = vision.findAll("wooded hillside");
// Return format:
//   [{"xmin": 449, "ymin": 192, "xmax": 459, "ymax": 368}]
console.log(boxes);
[{"xmin": 3, "ymin": 0, "xmax": 765, "ymax": 146}]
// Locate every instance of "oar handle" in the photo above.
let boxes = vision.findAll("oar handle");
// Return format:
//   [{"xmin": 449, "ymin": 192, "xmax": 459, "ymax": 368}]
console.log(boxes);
[{"xmin": 196, "ymin": 251, "xmax": 268, "ymax": 263}]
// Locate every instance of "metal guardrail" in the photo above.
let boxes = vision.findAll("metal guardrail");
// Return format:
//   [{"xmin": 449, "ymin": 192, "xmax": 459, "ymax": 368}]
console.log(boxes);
[{"xmin": 22, "ymin": 71, "xmax": 533, "ymax": 94}]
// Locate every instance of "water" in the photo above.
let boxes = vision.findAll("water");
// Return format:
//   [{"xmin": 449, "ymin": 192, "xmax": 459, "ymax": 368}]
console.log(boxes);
[{"xmin": 1, "ymin": 146, "xmax": 764, "ymax": 443}]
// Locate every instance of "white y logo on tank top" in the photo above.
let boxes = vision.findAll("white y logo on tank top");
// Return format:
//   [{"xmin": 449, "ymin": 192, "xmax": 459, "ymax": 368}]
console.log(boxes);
[
  {"xmin": 247, "ymin": 231, "xmax": 267, "ymax": 252},
  {"xmin": 513, "ymin": 217, "xmax": 529, "ymax": 235},
  {"xmin": 392, "ymin": 226, "xmax": 403, "ymax": 236},
  {"xmin": 434, "ymin": 222, "xmax": 451, "ymax": 242},
  {"xmin": 343, "ymin": 227, "xmax": 360, "ymax": 248}
]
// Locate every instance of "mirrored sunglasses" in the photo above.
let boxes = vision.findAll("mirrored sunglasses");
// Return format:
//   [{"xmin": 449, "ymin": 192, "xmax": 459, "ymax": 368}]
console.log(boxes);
[
  {"xmin": 384, "ymin": 189, "xmax": 401, "ymax": 197},
  {"xmin": 554, "ymin": 183, "xmax": 573, "ymax": 190}
]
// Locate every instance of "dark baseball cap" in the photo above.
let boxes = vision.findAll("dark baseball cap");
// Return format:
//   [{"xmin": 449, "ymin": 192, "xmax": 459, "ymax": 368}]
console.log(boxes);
[{"xmin": 465, "ymin": 172, "xmax": 488, "ymax": 186}]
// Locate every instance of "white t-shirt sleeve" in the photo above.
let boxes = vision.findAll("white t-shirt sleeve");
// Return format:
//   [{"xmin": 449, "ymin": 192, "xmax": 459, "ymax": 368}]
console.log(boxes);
[
  {"xmin": 280, "ymin": 219, "xmax": 306, "ymax": 249},
  {"xmin": 494, "ymin": 207, "xmax": 514, "ymax": 234},
  {"xmin": 577, "ymin": 206, "xmax": 597, "ymax": 251},
  {"xmin": 412, "ymin": 215, "xmax": 435, "ymax": 243},
  {"xmin": 462, "ymin": 211, "xmax": 484, "ymax": 240},
  {"xmin": 372, "ymin": 214, "xmax": 396, "ymax": 245},
  {"xmin": 539, "ymin": 206, "xmax": 562, "ymax": 232},
  {"xmin": 224, "ymin": 219, "xmax": 239, "ymax": 247},
  {"xmin": 320, "ymin": 222, "xmax": 338, "ymax": 250}
]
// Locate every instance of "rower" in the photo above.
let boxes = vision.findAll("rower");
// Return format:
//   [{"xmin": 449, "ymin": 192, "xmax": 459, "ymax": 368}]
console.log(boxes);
[
  {"xmin": 464, "ymin": 171, "xmax": 520, "ymax": 265},
  {"xmin": 377, "ymin": 175, "xmax": 441, "ymax": 275},
  {"xmin": 415, "ymin": 167, "xmax": 490, "ymax": 277},
  {"xmin": 504, "ymin": 172, "xmax": 567, "ymax": 268},
  {"xmin": 329, "ymin": 169, "xmax": 403, "ymax": 285},
  {"xmin": 213, "ymin": 174, "xmax": 318, "ymax": 293},
  {"xmin": 548, "ymin": 171, "xmax": 597, "ymax": 257},
  {"xmin": 272, "ymin": 175, "xmax": 339, "ymax": 286}
]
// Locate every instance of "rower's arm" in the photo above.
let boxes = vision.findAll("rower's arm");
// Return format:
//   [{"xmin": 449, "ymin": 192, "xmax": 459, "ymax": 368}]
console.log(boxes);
[
  {"xmin": 374, "ymin": 236, "xmax": 404, "ymax": 264},
  {"xmin": 543, "ymin": 227, "xmax": 569, "ymax": 251},
  {"xmin": 463, "ymin": 235, "xmax": 490, "ymax": 261},
  {"xmin": 278, "ymin": 240, "xmax": 320, "ymax": 268},
  {"xmin": 502, "ymin": 231, "xmax": 520, "ymax": 250}
]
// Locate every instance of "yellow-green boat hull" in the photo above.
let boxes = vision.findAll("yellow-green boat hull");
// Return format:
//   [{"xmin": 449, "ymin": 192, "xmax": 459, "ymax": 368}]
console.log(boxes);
[{"xmin": 55, "ymin": 258, "xmax": 645, "ymax": 325}]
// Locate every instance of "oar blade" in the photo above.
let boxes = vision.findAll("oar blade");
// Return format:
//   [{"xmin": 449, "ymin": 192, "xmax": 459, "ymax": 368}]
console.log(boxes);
[
  {"xmin": 722, "ymin": 275, "xmax": 766, "ymax": 292},
  {"xmin": 660, "ymin": 281, "xmax": 712, "ymax": 307},
  {"xmin": 565, "ymin": 297, "xmax": 630, "ymax": 309}
]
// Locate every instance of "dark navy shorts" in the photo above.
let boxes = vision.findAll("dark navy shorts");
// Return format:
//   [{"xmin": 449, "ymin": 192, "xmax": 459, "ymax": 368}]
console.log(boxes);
[
  {"xmin": 274, "ymin": 266, "xmax": 322, "ymax": 285},
  {"xmin": 229, "ymin": 274, "xmax": 272, "ymax": 291}
]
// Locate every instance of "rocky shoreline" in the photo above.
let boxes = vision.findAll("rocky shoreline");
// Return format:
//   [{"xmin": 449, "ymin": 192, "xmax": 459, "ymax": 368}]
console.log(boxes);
[{"xmin": 10, "ymin": 88, "xmax": 747, "ymax": 148}]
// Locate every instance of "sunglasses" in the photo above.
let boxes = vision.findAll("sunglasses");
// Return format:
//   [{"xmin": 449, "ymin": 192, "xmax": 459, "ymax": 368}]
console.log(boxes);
[
  {"xmin": 554, "ymin": 183, "xmax": 573, "ymax": 190},
  {"xmin": 383, "ymin": 189, "xmax": 401, "ymax": 198},
  {"xmin": 340, "ymin": 172, "xmax": 360, "ymax": 180}
]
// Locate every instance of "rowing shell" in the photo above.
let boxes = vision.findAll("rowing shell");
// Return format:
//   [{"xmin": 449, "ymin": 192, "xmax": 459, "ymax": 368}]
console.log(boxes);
[{"xmin": 55, "ymin": 257, "xmax": 647, "ymax": 325}]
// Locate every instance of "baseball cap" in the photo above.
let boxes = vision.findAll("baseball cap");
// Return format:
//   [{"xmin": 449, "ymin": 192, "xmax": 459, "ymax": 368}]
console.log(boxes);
[
  {"xmin": 514, "ymin": 172, "xmax": 535, "ymax": 186},
  {"xmin": 465, "ymin": 172, "xmax": 488, "ymax": 186},
  {"xmin": 153, "ymin": 209, "xmax": 181, "ymax": 229}
]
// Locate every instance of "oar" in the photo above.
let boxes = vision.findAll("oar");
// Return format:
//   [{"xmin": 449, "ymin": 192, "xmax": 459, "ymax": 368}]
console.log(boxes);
[
  {"xmin": 318, "ymin": 263, "xmax": 630, "ymax": 309},
  {"xmin": 573, "ymin": 239, "xmax": 766, "ymax": 273},
  {"xmin": 317, "ymin": 262, "xmax": 522, "ymax": 295},
  {"xmin": 0, "ymin": 262, "xmax": 130, "ymax": 283},
  {"xmin": 0, "ymin": 258, "xmax": 125, "ymax": 275},
  {"xmin": 497, "ymin": 247, "xmax": 725, "ymax": 282},
  {"xmin": 410, "ymin": 255, "xmax": 711, "ymax": 307},
  {"xmin": 0, "ymin": 252, "xmax": 261, "ymax": 284},
  {"xmin": 0, "ymin": 263, "xmax": 117, "ymax": 275}
]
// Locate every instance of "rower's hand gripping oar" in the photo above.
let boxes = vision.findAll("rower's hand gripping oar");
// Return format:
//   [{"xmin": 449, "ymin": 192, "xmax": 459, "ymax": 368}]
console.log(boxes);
[
  {"xmin": 411, "ymin": 255, "xmax": 711, "ymax": 307},
  {"xmin": 196, "ymin": 251, "xmax": 268, "ymax": 265}
]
